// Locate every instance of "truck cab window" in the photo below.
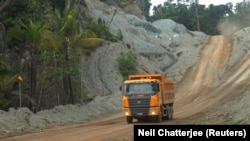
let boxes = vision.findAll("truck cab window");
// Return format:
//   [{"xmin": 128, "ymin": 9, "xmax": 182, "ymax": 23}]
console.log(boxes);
[{"xmin": 125, "ymin": 83, "xmax": 155, "ymax": 95}]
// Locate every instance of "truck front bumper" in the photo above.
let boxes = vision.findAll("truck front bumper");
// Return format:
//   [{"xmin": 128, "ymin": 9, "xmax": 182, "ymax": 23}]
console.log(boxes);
[{"xmin": 122, "ymin": 107, "xmax": 160, "ymax": 116}]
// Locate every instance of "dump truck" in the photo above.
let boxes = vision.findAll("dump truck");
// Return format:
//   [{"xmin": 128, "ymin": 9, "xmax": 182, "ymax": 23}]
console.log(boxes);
[{"xmin": 121, "ymin": 74, "xmax": 175, "ymax": 123}]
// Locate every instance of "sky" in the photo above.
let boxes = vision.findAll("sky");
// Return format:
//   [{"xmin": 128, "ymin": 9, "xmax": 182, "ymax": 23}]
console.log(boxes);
[
  {"xmin": 150, "ymin": 0, "xmax": 244, "ymax": 14},
  {"xmin": 151, "ymin": 0, "xmax": 243, "ymax": 7}
]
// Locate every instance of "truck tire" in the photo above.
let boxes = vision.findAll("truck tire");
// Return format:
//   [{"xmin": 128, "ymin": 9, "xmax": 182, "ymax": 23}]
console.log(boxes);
[
  {"xmin": 126, "ymin": 116, "xmax": 133, "ymax": 123},
  {"xmin": 167, "ymin": 104, "xmax": 173, "ymax": 120},
  {"xmin": 166, "ymin": 105, "xmax": 172, "ymax": 120},
  {"xmin": 156, "ymin": 110, "xmax": 162, "ymax": 123},
  {"xmin": 168, "ymin": 108, "xmax": 172, "ymax": 120},
  {"xmin": 170, "ymin": 104, "xmax": 174, "ymax": 120}
]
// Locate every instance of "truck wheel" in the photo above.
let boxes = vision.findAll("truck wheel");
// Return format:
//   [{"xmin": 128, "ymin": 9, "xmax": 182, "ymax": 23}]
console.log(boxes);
[
  {"xmin": 170, "ymin": 105, "xmax": 174, "ymax": 120},
  {"xmin": 157, "ymin": 111, "xmax": 162, "ymax": 123},
  {"xmin": 167, "ymin": 106, "xmax": 172, "ymax": 120},
  {"xmin": 167, "ymin": 104, "xmax": 174, "ymax": 120},
  {"xmin": 126, "ymin": 116, "xmax": 133, "ymax": 123},
  {"xmin": 168, "ymin": 108, "xmax": 172, "ymax": 120}
]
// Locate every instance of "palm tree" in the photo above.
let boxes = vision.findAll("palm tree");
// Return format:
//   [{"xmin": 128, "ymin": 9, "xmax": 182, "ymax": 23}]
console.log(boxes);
[
  {"xmin": 0, "ymin": 60, "xmax": 18, "ymax": 109},
  {"xmin": 6, "ymin": 7, "xmax": 104, "ymax": 109},
  {"xmin": 0, "ymin": 0, "xmax": 9, "ymax": 52},
  {"xmin": 190, "ymin": 0, "xmax": 200, "ymax": 31},
  {"xmin": 0, "ymin": 60, "xmax": 17, "ymax": 90},
  {"xmin": 51, "ymin": 8, "xmax": 104, "ymax": 104},
  {"xmin": 7, "ymin": 19, "xmax": 48, "ymax": 111}
]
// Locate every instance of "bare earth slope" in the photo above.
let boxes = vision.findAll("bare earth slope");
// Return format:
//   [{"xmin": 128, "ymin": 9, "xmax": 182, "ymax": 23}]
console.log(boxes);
[
  {"xmin": 2, "ymin": 35, "xmax": 250, "ymax": 140},
  {"xmin": 175, "ymin": 35, "xmax": 233, "ymax": 118}
]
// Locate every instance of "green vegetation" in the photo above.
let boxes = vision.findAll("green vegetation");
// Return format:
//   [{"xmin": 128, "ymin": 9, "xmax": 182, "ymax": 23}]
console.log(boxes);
[
  {"xmin": 149, "ymin": 0, "xmax": 250, "ymax": 35},
  {"xmin": 85, "ymin": 9, "xmax": 123, "ymax": 42},
  {"xmin": 0, "ymin": 60, "xmax": 17, "ymax": 110},
  {"xmin": 117, "ymin": 51, "xmax": 138, "ymax": 80},
  {"xmin": 0, "ymin": 0, "xmax": 115, "ymax": 112},
  {"xmin": 96, "ymin": 0, "xmax": 250, "ymax": 35}
]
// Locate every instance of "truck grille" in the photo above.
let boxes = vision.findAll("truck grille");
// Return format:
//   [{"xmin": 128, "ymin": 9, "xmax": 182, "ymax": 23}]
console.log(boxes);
[{"xmin": 128, "ymin": 95, "xmax": 150, "ymax": 116}]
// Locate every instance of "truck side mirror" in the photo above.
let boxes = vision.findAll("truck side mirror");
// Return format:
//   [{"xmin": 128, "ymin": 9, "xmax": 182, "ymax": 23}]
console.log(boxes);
[
  {"xmin": 152, "ymin": 83, "xmax": 159, "ymax": 92},
  {"xmin": 120, "ymin": 86, "xmax": 122, "ymax": 91}
]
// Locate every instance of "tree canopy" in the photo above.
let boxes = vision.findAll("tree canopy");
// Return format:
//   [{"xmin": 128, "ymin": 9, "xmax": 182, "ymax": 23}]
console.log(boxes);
[{"xmin": 149, "ymin": 0, "xmax": 249, "ymax": 35}]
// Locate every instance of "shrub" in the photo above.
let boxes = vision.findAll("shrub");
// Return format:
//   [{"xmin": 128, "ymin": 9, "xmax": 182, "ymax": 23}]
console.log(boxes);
[
  {"xmin": 85, "ymin": 16, "xmax": 123, "ymax": 42},
  {"xmin": 117, "ymin": 51, "xmax": 138, "ymax": 80}
]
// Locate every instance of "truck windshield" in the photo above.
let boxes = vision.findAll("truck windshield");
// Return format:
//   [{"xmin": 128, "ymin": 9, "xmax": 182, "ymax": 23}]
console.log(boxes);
[{"xmin": 124, "ymin": 83, "xmax": 156, "ymax": 95}]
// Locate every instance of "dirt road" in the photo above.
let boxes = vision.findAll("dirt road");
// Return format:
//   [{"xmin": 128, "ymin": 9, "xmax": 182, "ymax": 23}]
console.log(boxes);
[{"xmin": 2, "ymin": 35, "xmax": 250, "ymax": 140}]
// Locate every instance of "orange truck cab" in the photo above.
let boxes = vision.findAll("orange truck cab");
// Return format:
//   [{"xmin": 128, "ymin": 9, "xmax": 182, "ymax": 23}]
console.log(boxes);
[{"xmin": 121, "ymin": 74, "xmax": 175, "ymax": 123}]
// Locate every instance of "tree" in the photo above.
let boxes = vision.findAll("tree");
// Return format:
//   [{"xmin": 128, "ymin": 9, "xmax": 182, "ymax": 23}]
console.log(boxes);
[
  {"xmin": 6, "ymin": 19, "xmax": 48, "ymax": 111},
  {"xmin": 149, "ymin": 0, "xmax": 235, "ymax": 35},
  {"xmin": 0, "ymin": 0, "xmax": 12, "ymax": 12},
  {"xmin": 0, "ymin": 59, "xmax": 18, "ymax": 110},
  {"xmin": 135, "ymin": 0, "xmax": 151, "ymax": 18},
  {"xmin": 51, "ymin": 8, "xmax": 104, "ymax": 104},
  {"xmin": 179, "ymin": 0, "xmax": 201, "ymax": 31},
  {"xmin": 0, "ymin": 0, "xmax": 12, "ymax": 52},
  {"xmin": 199, "ymin": 4, "xmax": 233, "ymax": 35},
  {"xmin": 233, "ymin": 1, "xmax": 250, "ymax": 29},
  {"xmin": 0, "ymin": 22, "xmax": 5, "ymax": 51}
]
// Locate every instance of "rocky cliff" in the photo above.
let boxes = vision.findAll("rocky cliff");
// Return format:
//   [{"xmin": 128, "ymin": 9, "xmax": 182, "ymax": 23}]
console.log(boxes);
[{"xmin": 79, "ymin": 0, "xmax": 208, "ymax": 97}]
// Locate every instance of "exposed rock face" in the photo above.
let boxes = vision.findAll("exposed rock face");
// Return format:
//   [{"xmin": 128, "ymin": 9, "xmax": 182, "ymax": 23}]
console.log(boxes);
[{"xmin": 80, "ymin": 0, "xmax": 208, "ymax": 96}]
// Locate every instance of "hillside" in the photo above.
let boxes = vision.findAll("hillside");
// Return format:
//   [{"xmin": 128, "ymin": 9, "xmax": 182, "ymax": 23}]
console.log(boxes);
[{"xmin": 1, "ymin": 0, "xmax": 250, "ymax": 139}]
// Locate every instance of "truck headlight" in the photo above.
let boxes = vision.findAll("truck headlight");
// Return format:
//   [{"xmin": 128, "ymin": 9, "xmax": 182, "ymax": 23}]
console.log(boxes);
[
  {"xmin": 123, "ymin": 108, "xmax": 131, "ymax": 116},
  {"xmin": 149, "ymin": 107, "xmax": 159, "ymax": 115},
  {"xmin": 151, "ymin": 111, "xmax": 156, "ymax": 115}
]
